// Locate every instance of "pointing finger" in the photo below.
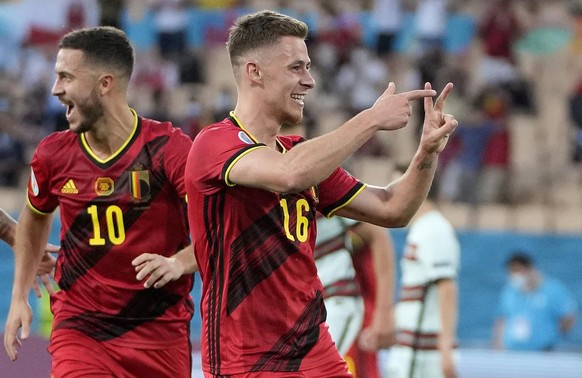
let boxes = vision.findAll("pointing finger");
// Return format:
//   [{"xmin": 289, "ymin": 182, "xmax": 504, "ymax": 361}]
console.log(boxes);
[{"xmin": 403, "ymin": 88, "xmax": 437, "ymax": 101}]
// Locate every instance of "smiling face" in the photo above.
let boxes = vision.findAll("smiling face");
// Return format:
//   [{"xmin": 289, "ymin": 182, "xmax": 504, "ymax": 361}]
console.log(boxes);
[
  {"xmin": 51, "ymin": 48, "xmax": 105, "ymax": 134},
  {"xmin": 257, "ymin": 36, "xmax": 315, "ymax": 125}
]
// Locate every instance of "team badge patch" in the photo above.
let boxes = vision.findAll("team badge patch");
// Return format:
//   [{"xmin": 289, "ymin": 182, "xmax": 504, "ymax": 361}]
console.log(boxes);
[
  {"xmin": 95, "ymin": 177, "xmax": 114, "ymax": 196},
  {"xmin": 238, "ymin": 131, "xmax": 253, "ymax": 145},
  {"xmin": 30, "ymin": 167, "xmax": 39, "ymax": 196},
  {"xmin": 129, "ymin": 165, "xmax": 150, "ymax": 201}
]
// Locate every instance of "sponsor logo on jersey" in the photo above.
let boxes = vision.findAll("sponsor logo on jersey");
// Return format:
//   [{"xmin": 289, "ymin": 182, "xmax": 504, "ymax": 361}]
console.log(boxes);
[
  {"xmin": 30, "ymin": 167, "xmax": 39, "ymax": 196},
  {"xmin": 238, "ymin": 131, "xmax": 253, "ymax": 145},
  {"xmin": 129, "ymin": 164, "xmax": 150, "ymax": 201},
  {"xmin": 60, "ymin": 179, "xmax": 79, "ymax": 194},
  {"xmin": 95, "ymin": 177, "xmax": 114, "ymax": 196}
]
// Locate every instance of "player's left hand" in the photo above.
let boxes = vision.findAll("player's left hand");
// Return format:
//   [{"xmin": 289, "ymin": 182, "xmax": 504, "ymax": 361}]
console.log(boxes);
[
  {"xmin": 132, "ymin": 253, "xmax": 185, "ymax": 289},
  {"xmin": 419, "ymin": 82, "xmax": 457, "ymax": 155},
  {"xmin": 32, "ymin": 244, "xmax": 59, "ymax": 298}
]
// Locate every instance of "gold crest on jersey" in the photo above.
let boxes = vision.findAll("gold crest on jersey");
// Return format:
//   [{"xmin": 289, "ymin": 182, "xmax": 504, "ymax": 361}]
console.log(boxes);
[{"xmin": 95, "ymin": 177, "xmax": 114, "ymax": 196}]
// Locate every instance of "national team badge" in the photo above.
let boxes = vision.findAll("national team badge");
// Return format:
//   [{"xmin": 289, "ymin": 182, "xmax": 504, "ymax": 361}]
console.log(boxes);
[
  {"xmin": 129, "ymin": 165, "xmax": 150, "ymax": 201},
  {"xmin": 95, "ymin": 177, "xmax": 114, "ymax": 196}
]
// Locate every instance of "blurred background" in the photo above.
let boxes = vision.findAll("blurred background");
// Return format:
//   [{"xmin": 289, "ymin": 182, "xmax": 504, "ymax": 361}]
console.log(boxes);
[{"xmin": 0, "ymin": 0, "xmax": 581, "ymax": 377}]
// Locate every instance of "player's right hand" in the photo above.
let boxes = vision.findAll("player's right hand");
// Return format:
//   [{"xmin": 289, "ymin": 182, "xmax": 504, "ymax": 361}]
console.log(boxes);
[
  {"xmin": 4, "ymin": 299, "xmax": 33, "ymax": 361},
  {"xmin": 367, "ymin": 82, "xmax": 436, "ymax": 131}
]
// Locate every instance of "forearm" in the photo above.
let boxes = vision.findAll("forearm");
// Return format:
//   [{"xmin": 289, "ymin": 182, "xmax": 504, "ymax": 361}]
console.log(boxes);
[
  {"xmin": 12, "ymin": 207, "xmax": 51, "ymax": 300},
  {"xmin": 369, "ymin": 229, "xmax": 395, "ymax": 324},
  {"xmin": 437, "ymin": 279, "xmax": 458, "ymax": 353},
  {"xmin": 279, "ymin": 111, "xmax": 378, "ymax": 190},
  {"xmin": 0, "ymin": 208, "xmax": 17, "ymax": 246},
  {"xmin": 172, "ymin": 244, "xmax": 198, "ymax": 275}
]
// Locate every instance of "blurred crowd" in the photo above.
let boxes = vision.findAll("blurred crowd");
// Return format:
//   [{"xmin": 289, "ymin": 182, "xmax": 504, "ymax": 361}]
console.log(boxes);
[{"xmin": 1, "ymin": 0, "xmax": 582, "ymax": 207}]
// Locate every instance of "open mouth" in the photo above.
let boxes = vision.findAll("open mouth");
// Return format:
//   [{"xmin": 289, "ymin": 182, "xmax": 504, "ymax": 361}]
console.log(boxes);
[{"xmin": 65, "ymin": 103, "xmax": 75, "ymax": 118}]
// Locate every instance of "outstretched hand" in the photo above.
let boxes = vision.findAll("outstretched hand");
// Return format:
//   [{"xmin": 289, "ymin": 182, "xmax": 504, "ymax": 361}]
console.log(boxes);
[
  {"xmin": 420, "ymin": 82, "xmax": 458, "ymax": 154},
  {"xmin": 369, "ymin": 82, "xmax": 437, "ymax": 131},
  {"xmin": 132, "ymin": 253, "xmax": 185, "ymax": 289}
]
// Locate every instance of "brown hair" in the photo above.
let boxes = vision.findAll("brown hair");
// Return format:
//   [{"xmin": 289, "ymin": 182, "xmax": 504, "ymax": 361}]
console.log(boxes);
[
  {"xmin": 60, "ymin": 26, "xmax": 134, "ymax": 80},
  {"xmin": 226, "ymin": 10, "xmax": 308, "ymax": 69}
]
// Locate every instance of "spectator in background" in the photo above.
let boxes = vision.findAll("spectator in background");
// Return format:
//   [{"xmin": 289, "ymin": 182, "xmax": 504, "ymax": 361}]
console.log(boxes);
[
  {"xmin": 476, "ymin": 0, "xmax": 523, "ymax": 87},
  {"xmin": 493, "ymin": 252, "xmax": 578, "ymax": 351}
]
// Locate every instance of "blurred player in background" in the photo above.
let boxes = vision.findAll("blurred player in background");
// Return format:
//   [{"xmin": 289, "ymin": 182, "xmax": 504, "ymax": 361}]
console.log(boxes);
[
  {"xmin": 386, "ymin": 192, "xmax": 460, "ymax": 378},
  {"xmin": 4, "ymin": 26, "xmax": 197, "ymax": 378},
  {"xmin": 314, "ymin": 214, "xmax": 395, "ymax": 377},
  {"xmin": 346, "ymin": 224, "xmax": 396, "ymax": 378}
]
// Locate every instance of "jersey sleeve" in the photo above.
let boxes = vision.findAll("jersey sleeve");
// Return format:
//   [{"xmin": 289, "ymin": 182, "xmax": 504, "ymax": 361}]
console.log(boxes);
[
  {"xmin": 188, "ymin": 123, "xmax": 267, "ymax": 195},
  {"xmin": 417, "ymin": 222, "xmax": 459, "ymax": 282},
  {"xmin": 163, "ymin": 126, "xmax": 193, "ymax": 198},
  {"xmin": 318, "ymin": 167, "xmax": 365, "ymax": 218},
  {"xmin": 27, "ymin": 138, "xmax": 59, "ymax": 214}
]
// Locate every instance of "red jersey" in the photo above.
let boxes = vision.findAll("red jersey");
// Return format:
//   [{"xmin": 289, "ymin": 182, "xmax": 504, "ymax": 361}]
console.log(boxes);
[
  {"xmin": 27, "ymin": 110, "xmax": 194, "ymax": 349},
  {"xmin": 185, "ymin": 115, "xmax": 365, "ymax": 375}
]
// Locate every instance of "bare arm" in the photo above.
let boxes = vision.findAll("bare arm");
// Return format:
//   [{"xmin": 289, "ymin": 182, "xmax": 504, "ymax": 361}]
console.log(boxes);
[
  {"xmin": 492, "ymin": 318, "xmax": 505, "ymax": 350},
  {"xmin": 132, "ymin": 244, "xmax": 198, "ymax": 289},
  {"xmin": 437, "ymin": 278, "xmax": 458, "ymax": 378},
  {"xmin": 0, "ymin": 208, "xmax": 17, "ymax": 246},
  {"xmin": 4, "ymin": 206, "xmax": 52, "ymax": 361},
  {"xmin": 354, "ymin": 223, "xmax": 396, "ymax": 351},
  {"xmin": 228, "ymin": 83, "xmax": 437, "ymax": 193}
]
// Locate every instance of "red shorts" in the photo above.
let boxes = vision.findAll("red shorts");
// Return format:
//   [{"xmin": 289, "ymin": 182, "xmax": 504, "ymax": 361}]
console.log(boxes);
[
  {"xmin": 203, "ymin": 358, "xmax": 352, "ymax": 378},
  {"xmin": 49, "ymin": 330, "xmax": 191, "ymax": 378}
]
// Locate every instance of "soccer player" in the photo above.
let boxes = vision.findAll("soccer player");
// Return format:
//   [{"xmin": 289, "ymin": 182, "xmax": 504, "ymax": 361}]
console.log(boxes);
[
  {"xmin": 385, "ymin": 196, "xmax": 460, "ymax": 378},
  {"xmin": 4, "ymin": 27, "xmax": 197, "ymax": 378},
  {"xmin": 314, "ymin": 216, "xmax": 395, "ymax": 367},
  {"xmin": 185, "ymin": 10, "xmax": 457, "ymax": 377},
  {"xmin": 345, "ymin": 225, "xmax": 396, "ymax": 378}
]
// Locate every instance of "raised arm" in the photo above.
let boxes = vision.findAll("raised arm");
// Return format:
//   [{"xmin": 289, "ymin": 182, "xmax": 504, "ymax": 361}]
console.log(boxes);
[
  {"xmin": 336, "ymin": 83, "xmax": 457, "ymax": 227},
  {"xmin": 4, "ymin": 206, "xmax": 53, "ymax": 361},
  {"xmin": 228, "ymin": 83, "xmax": 437, "ymax": 193}
]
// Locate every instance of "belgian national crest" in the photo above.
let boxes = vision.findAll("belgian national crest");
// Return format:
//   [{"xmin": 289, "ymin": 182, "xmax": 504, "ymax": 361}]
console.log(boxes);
[{"xmin": 129, "ymin": 163, "xmax": 151, "ymax": 202}]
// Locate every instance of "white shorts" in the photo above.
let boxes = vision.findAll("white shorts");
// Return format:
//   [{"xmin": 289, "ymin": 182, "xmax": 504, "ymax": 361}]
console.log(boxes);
[{"xmin": 324, "ymin": 296, "xmax": 364, "ymax": 356}]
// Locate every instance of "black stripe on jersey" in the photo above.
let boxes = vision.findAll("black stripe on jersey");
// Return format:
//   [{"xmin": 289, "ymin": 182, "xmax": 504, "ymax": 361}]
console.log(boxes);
[
  {"xmin": 204, "ymin": 193, "xmax": 227, "ymax": 375},
  {"xmin": 250, "ymin": 290, "xmax": 326, "ymax": 372},
  {"xmin": 226, "ymin": 204, "xmax": 301, "ymax": 315},
  {"xmin": 320, "ymin": 181, "xmax": 365, "ymax": 217},
  {"xmin": 58, "ymin": 135, "xmax": 172, "ymax": 291},
  {"xmin": 221, "ymin": 144, "xmax": 266, "ymax": 183},
  {"xmin": 78, "ymin": 117, "xmax": 142, "ymax": 169},
  {"xmin": 54, "ymin": 288, "xmax": 182, "ymax": 340}
]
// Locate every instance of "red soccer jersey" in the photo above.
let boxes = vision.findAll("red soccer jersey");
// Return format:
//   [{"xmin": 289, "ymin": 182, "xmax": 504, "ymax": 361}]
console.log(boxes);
[
  {"xmin": 185, "ymin": 115, "xmax": 366, "ymax": 375},
  {"xmin": 27, "ymin": 110, "xmax": 194, "ymax": 349}
]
